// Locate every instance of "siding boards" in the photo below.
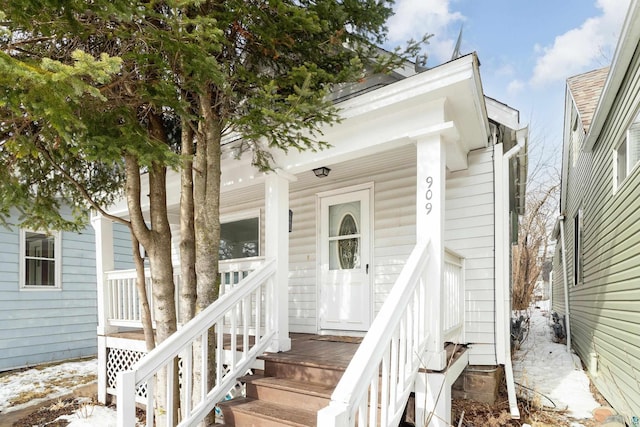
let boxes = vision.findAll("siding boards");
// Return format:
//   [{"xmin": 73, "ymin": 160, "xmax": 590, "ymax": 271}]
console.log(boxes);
[
  {"xmin": 446, "ymin": 147, "xmax": 497, "ymax": 365},
  {"xmin": 113, "ymin": 222, "xmax": 134, "ymax": 270},
  {"xmin": 558, "ymin": 42, "xmax": 640, "ymax": 416},
  {"xmin": 0, "ymin": 221, "xmax": 98, "ymax": 371}
]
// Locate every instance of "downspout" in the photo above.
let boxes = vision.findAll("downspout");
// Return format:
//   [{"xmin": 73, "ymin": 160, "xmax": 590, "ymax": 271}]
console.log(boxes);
[
  {"xmin": 501, "ymin": 126, "xmax": 528, "ymax": 420},
  {"xmin": 558, "ymin": 215, "xmax": 572, "ymax": 352}
]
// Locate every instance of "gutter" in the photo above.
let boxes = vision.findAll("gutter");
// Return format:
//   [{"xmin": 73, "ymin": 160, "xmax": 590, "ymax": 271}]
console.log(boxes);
[
  {"xmin": 499, "ymin": 126, "xmax": 528, "ymax": 419},
  {"xmin": 558, "ymin": 215, "xmax": 572, "ymax": 352}
]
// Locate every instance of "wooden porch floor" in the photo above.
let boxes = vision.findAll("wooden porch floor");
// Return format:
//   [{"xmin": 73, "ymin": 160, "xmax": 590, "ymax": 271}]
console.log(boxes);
[
  {"xmin": 107, "ymin": 330, "xmax": 463, "ymax": 373},
  {"xmin": 106, "ymin": 330, "xmax": 361, "ymax": 364}
]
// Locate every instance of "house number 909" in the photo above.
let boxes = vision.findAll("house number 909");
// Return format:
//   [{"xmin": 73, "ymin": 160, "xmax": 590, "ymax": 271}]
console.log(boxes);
[{"xmin": 425, "ymin": 176, "xmax": 433, "ymax": 215}]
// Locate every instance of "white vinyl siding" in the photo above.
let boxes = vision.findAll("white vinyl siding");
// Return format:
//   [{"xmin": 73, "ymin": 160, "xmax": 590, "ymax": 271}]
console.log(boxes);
[{"xmin": 446, "ymin": 147, "xmax": 497, "ymax": 365}]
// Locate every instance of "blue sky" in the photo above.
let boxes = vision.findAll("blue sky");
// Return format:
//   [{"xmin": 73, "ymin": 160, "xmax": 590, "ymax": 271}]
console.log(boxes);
[{"xmin": 385, "ymin": 0, "xmax": 631, "ymax": 167}]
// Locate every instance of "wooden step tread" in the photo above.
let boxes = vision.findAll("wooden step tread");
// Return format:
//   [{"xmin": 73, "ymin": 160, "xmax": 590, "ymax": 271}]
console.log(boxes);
[
  {"xmin": 242, "ymin": 375, "xmax": 334, "ymax": 397},
  {"xmin": 259, "ymin": 354, "xmax": 348, "ymax": 371},
  {"xmin": 219, "ymin": 398, "xmax": 317, "ymax": 426}
]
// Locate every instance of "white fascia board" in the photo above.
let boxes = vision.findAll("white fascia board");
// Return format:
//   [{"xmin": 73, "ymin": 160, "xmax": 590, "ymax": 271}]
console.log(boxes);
[
  {"xmin": 585, "ymin": 0, "xmax": 640, "ymax": 151},
  {"xmin": 559, "ymin": 86, "xmax": 574, "ymax": 214},
  {"xmin": 272, "ymin": 55, "xmax": 487, "ymax": 174},
  {"xmin": 485, "ymin": 97, "xmax": 520, "ymax": 130}
]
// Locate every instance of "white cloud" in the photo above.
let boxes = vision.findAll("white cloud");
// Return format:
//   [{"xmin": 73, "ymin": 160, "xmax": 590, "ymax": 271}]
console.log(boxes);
[
  {"xmin": 386, "ymin": 0, "xmax": 464, "ymax": 64},
  {"xmin": 530, "ymin": 0, "xmax": 630, "ymax": 86},
  {"xmin": 507, "ymin": 79, "xmax": 525, "ymax": 95}
]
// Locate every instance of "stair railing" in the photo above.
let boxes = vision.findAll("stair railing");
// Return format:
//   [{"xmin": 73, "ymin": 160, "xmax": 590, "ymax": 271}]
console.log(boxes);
[
  {"xmin": 117, "ymin": 258, "xmax": 277, "ymax": 427},
  {"xmin": 317, "ymin": 240, "xmax": 431, "ymax": 427}
]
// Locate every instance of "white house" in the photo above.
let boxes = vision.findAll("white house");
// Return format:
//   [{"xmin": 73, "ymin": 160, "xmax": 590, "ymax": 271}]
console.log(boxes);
[{"xmin": 94, "ymin": 52, "xmax": 528, "ymax": 426}]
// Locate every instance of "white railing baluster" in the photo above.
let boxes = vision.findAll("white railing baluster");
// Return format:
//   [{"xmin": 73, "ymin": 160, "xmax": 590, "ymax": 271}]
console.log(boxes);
[
  {"xmin": 146, "ymin": 376, "xmax": 154, "ymax": 427},
  {"xmin": 318, "ymin": 242, "xmax": 465, "ymax": 426},
  {"xmin": 318, "ymin": 242, "xmax": 431, "ymax": 427},
  {"xmin": 104, "ymin": 258, "xmax": 265, "ymax": 329},
  {"xmin": 115, "ymin": 259, "xmax": 277, "ymax": 426},
  {"xmin": 183, "ymin": 348, "xmax": 193, "ymax": 420},
  {"xmin": 166, "ymin": 362, "xmax": 175, "ymax": 425}
]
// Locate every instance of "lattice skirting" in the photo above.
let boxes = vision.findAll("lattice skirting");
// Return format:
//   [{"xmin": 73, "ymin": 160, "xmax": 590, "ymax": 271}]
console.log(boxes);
[
  {"xmin": 105, "ymin": 345, "xmax": 251, "ymax": 418},
  {"xmin": 106, "ymin": 347, "xmax": 148, "ymax": 399}
]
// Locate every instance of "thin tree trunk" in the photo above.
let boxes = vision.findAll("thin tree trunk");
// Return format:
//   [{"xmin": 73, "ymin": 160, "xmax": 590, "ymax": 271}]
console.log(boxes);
[
  {"xmin": 180, "ymin": 121, "xmax": 197, "ymax": 323},
  {"xmin": 131, "ymin": 233, "xmax": 156, "ymax": 351}
]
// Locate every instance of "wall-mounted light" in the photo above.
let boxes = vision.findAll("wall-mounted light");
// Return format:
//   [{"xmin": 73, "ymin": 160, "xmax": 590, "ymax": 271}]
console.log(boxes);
[
  {"xmin": 313, "ymin": 166, "xmax": 331, "ymax": 178},
  {"xmin": 289, "ymin": 209, "xmax": 293, "ymax": 233}
]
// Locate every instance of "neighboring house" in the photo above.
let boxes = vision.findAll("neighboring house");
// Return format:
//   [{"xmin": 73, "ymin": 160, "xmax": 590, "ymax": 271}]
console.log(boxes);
[
  {"xmin": 96, "ymin": 52, "xmax": 528, "ymax": 427},
  {"xmin": 552, "ymin": 0, "xmax": 640, "ymax": 421},
  {"xmin": 0, "ymin": 213, "xmax": 133, "ymax": 372}
]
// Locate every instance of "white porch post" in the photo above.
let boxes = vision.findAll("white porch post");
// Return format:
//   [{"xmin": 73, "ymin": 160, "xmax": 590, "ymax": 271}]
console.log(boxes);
[
  {"xmin": 265, "ymin": 171, "xmax": 292, "ymax": 352},
  {"xmin": 91, "ymin": 214, "xmax": 115, "ymax": 404},
  {"xmin": 416, "ymin": 134, "xmax": 446, "ymax": 371}
]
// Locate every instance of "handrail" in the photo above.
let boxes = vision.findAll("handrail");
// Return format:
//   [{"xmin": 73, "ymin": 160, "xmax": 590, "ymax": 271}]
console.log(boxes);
[
  {"xmin": 318, "ymin": 241, "xmax": 431, "ymax": 427},
  {"xmin": 117, "ymin": 258, "xmax": 276, "ymax": 427},
  {"xmin": 103, "ymin": 257, "xmax": 264, "ymax": 328}
]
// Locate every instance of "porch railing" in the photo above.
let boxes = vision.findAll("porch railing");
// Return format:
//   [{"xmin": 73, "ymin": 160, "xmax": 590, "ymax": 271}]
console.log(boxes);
[
  {"xmin": 317, "ymin": 241, "xmax": 432, "ymax": 427},
  {"xmin": 103, "ymin": 257, "xmax": 264, "ymax": 328},
  {"xmin": 443, "ymin": 248, "xmax": 465, "ymax": 343},
  {"xmin": 117, "ymin": 258, "xmax": 276, "ymax": 427}
]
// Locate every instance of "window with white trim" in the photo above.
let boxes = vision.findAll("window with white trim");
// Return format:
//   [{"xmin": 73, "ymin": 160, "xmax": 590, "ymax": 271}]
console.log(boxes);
[
  {"xmin": 219, "ymin": 216, "xmax": 260, "ymax": 260},
  {"xmin": 20, "ymin": 230, "xmax": 61, "ymax": 289},
  {"xmin": 615, "ymin": 111, "xmax": 640, "ymax": 189},
  {"xmin": 573, "ymin": 209, "xmax": 583, "ymax": 286}
]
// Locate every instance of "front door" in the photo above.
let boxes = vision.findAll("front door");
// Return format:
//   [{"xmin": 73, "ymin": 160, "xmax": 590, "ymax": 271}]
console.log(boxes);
[{"xmin": 319, "ymin": 186, "xmax": 371, "ymax": 332}]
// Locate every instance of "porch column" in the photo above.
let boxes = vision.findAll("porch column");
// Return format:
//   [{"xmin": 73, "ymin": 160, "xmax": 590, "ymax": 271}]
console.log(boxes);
[
  {"xmin": 416, "ymin": 134, "xmax": 447, "ymax": 371},
  {"xmin": 265, "ymin": 171, "xmax": 293, "ymax": 352},
  {"xmin": 91, "ymin": 214, "xmax": 115, "ymax": 404}
]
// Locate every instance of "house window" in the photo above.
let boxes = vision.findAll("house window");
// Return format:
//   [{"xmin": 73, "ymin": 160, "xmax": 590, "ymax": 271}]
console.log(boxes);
[
  {"xmin": 615, "ymin": 111, "xmax": 640, "ymax": 188},
  {"xmin": 573, "ymin": 209, "xmax": 583, "ymax": 286},
  {"xmin": 20, "ymin": 230, "xmax": 61, "ymax": 289},
  {"xmin": 219, "ymin": 217, "xmax": 259, "ymax": 260}
]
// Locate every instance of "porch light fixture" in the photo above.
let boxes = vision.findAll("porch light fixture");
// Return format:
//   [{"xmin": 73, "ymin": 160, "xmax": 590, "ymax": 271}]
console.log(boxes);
[{"xmin": 313, "ymin": 166, "xmax": 331, "ymax": 178}]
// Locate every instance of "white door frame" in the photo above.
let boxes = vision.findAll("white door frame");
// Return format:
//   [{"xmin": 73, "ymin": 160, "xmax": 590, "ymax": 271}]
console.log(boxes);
[{"xmin": 316, "ymin": 182, "xmax": 374, "ymax": 333}]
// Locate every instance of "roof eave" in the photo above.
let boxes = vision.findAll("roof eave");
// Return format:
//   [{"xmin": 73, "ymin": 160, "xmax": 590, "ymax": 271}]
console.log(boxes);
[{"xmin": 585, "ymin": 0, "xmax": 640, "ymax": 151}]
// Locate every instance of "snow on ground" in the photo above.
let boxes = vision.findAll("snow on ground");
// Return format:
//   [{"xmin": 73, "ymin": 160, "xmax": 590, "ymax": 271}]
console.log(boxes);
[
  {"xmin": 0, "ymin": 358, "xmax": 97, "ymax": 414},
  {"xmin": 513, "ymin": 300, "xmax": 600, "ymax": 420},
  {"xmin": 1, "ymin": 300, "xmax": 602, "ymax": 425},
  {"xmin": 56, "ymin": 404, "xmax": 119, "ymax": 427}
]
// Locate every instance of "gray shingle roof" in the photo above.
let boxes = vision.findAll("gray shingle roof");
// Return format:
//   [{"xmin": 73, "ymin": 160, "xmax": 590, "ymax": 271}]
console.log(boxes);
[{"xmin": 567, "ymin": 67, "xmax": 610, "ymax": 132}]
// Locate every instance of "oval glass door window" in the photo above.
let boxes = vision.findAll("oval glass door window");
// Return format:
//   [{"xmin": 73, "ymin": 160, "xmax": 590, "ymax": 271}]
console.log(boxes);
[
  {"xmin": 338, "ymin": 214, "xmax": 358, "ymax": 269},
  {"xmin": 328, "ymin": 201, "xmax": 361, "ymax": 270}
]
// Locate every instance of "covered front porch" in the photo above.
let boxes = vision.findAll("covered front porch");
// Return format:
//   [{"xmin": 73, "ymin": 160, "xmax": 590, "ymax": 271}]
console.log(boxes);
[
  {"xmin": 91, "ymin": 53, "xmax": 523, "ymax": 426},
  {"xmin": 97, "ymin": 238, "xmax": 467, "ymax": 426}
]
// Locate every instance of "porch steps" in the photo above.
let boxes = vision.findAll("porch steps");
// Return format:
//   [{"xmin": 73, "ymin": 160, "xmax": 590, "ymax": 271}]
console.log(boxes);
[{"xmin": 218, "ymin": 353, "xmax": 344, "ymax": 426}]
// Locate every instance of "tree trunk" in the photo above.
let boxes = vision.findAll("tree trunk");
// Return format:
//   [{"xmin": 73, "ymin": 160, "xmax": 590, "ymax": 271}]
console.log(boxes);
[
  {"xmin": 180, "ymin": 121, "xmax": 197, "ymax": 323},
  {"xmin": 124, "ymin": 112, "xmax": 180, "ymax": 426},
  {"xmin": 191, "ymin": 91, "xmax": 222, "ymax": 424},
  {"xmin": 131, "ymin": 233, "xmax": 156, "ymax": 351}
]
